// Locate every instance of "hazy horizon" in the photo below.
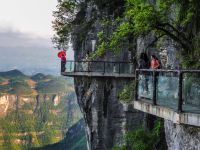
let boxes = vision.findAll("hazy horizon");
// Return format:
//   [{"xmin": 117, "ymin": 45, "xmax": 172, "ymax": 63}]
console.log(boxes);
[{"xmin": 0, "ymin": 0, "xmax": 74, "ymax": 75}]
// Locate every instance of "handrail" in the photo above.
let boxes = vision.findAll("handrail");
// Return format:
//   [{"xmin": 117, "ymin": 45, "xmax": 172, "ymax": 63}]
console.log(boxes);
[
  {"xmin": 136, "ymin": 69, "xmax": 200, "ymax": 73},
  {"xmin": 135, "ymin": 69, "xmax": 200, "ymax": 113},
  {"xmin": 63, "ymin": 60, "xmax": 134, "ymax": 63}
]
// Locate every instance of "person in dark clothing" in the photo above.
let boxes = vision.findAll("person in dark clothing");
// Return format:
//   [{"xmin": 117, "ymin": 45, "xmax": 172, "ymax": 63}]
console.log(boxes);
[
  {"xmin": 61, "ymin": 54, "xmax": 66, "ymax": 72},
  {"xmin": 138, "ymin": 52, "xmax": 150, "ymax": 93},
  {"xmin": 138, "ymin": 53, "xmax": 149, "ymax": 69}
]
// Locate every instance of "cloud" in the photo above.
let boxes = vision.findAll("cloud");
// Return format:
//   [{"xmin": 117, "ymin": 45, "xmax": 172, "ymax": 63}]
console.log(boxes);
[{"xmin": 0, "ymin": 28, "xmax": 52, "ymax": 48}]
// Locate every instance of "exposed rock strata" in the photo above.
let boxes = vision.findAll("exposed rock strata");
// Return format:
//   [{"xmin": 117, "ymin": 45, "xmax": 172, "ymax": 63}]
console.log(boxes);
[
  {"xmin": 0, "ymin": 94, "xmax": 61, "ymax": 116},
  {"xmin": 165, "ymin": 120, "xmax": 200, "ymax": 150}
]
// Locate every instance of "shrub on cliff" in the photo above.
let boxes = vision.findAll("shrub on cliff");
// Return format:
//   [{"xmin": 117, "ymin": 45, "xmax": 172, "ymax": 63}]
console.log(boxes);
[
  {"xmin": 118, "ymin": 82, "xmax": 135, "ymax": 103},
  {"xmin": 112, "ymin": 120, "xmax": 161, "ymax": 150}
]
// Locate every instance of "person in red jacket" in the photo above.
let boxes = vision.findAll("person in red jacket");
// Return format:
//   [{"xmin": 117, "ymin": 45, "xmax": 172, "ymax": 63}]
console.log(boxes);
[
  {"xmin": 150, "ymin": 55, "xmax": 160, "ymax": 69},
  {"xmin": 61, "ymin": 54, "xmax": 66, "ymax": 72}
]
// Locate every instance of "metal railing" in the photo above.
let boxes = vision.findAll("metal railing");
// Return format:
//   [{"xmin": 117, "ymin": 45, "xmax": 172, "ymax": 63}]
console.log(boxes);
[
  {"xmin": 135, "ymin": 69, "xmax": 200, "ymax": 113},
  {"xmin": 62, "ymin": 60, "xmax": 135, "ymax": 74}
]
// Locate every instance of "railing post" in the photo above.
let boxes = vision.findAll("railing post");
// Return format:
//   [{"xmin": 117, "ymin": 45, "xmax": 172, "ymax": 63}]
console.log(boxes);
[
  {"xmin": 88, "ymin": 61, "xmax": 90, "ymax": 72},
  {"xmin": 70, "ymin": 61, "xmax": 72, "ymax": 72},
  {"xmin": 60, "ymin": 61, "xmax": 62, "ymax": 73},
  {"xmin": 74, "ymin": 62, "xmax": 76, "ymax": 72},
  {"xmin": 135, "ymin": 70, "xmax": 139, "ymax": 101},
  {"xmin": 119, "ymin": 63, "xmax": 121, "ymax": 74},
  {"xmin": 103, "ymin": 62, "xmax": 106, "ymax": 73},
  {"xmin": 152, "ymin": 70, "xmax": 157, "ymax": 105},
  {"xmin": 178, "ymin": 71, "xmax": 183, "ymax": 113}
]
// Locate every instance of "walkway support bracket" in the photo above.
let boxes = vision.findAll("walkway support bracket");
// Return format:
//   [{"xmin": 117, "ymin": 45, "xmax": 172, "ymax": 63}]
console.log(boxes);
[
  {"xmin": 135, "ymin": 70, "xmax": 139, "ymax": 101},
  {"xmin": 178, "ymin": 71, "xmax": 183, "ymax": 113},
  {"xmin": 152, "ymin": 70, "xmax": 157, "ymax": 105}
]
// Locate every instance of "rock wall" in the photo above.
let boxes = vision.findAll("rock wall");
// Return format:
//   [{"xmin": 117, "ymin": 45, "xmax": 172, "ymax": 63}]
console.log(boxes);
[
  {"xmin": 0, "ymin": 94, "xmax": 61, "ymax": 116},
  {"xmin": 73, "ymin": 43, "xmax": 160, "ymax": 149},
  {"xmin": 74, "ymin": 77, "xmax": 144, "ymax": 149},
  {"xmin": 165, "ymin": 120, "xmax": 200, "ymax": 150}
]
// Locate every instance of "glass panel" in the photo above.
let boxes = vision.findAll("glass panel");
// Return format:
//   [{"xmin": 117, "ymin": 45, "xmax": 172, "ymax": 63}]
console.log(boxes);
[
  {"xmin": 120, "ymin": 63, "xmax": 134, "ymax": 74},
  {"xmin": 183, "ymin": 73, "xmax": 200, "ymax": 113},
  {"xmin": 105, "ymin": 63, "xmax": 119, "ymax": 73},
  {"xmin": 65, "ymin": 61, "xmax": 74, "ymax": 72},
  {"xmin": 138, "ymin": 71, "xmax": 153, "ymax": 102},
  {"xmin": 89, "ymin": 62, "xmax": 104, "ymax": 72},
  {"xmin": 157, "ymin": 72, "xmax": 178, "ymax": 110},
  {"xmin": 75, "ymin": 62, "xmax": 89, "ymax": 72}
]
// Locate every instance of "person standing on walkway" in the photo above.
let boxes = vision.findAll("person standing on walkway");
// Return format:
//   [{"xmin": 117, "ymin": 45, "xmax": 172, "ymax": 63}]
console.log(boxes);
[
  {"xmin": 138, "ymin": 53, "xmax": 149, "ymax": 69},
  {"xmin": 61, "ymin": 54, "xmax": 66, "ymax": 72},
  {"xmin": 138, "ymin": 52, "xmax": 150, "ymax": 93},
  {"xmin": 83, "ymin": 51, "xmax": 90, "ymax": 71},
  {"xmin": 150, "ymin": 55, "xmax": 160, "ymax": 69}
]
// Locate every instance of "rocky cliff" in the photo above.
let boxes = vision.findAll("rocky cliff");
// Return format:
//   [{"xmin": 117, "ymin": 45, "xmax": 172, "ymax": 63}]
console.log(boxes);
[
  {"xmin": 69, "ymin": 1, "xmax": 200, "ymax": 150},
  {"xmin": 0, "ymin": 94, "xmax": 60, "ymax": 116},
  {"xmin": 165, "ymin": 120, "xmax": 200, "ymax": 150},
  {"xmin": 74, "ymin": 77, "xmax": 144, "ymax": 149}
]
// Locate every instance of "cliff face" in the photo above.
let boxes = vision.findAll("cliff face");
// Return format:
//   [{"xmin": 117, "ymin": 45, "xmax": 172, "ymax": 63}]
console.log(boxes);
[
  {"xmin": 0, "ymin": 94, "xmax": 61, "ymax": 116},
  {"xmin": 74, "ymin": 77, "xmax": 144, "ymax": 149},
  {"xmin": 165, "ymin": 120, "xmax": 200, "ymax": 150},
  {"xmin": 0, "ymin": 95, "xmax": 16, "ymax": 116}
]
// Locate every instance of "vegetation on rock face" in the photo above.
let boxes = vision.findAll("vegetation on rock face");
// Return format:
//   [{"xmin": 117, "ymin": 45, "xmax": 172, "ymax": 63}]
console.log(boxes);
[
  {"xmin": 112, "ymin": 120, "xmax": 162, "ymax": 150},
  {"xmin": 94, "ymin": 0, "xmax": 200, "ymax": 68},
  {"xmin": 52, "ymin": 0, "xmax": 125, "ymax": 49},
  {"xmin": 118, "ymin": 82, "xmax": 135, "ymax": 103}
]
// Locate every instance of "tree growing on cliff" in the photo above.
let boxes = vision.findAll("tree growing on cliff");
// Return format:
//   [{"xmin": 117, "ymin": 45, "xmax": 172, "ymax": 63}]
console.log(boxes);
[
  {"xmin": 52, "ymin": 0, "xmax": 125, "ymax": 51},
  {"xmin": 95, "ymin": 0, "xmax": 200, "ymax": 68},
  {"xmin": 52, "ymin": 0, "xmax": 79, "ymax": 49}
]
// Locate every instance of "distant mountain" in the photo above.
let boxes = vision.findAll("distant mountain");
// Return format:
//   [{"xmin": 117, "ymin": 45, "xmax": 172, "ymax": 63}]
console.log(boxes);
[
  {"xmin": 31, "ymin": 73, "xmax": 47, "ymax": 81},
  {"xmin": 0, "ymin": 70, "xmax": 72, "ymax": 96},
  {"xmin": 0, "ymin": 69, "xmax": 27, "ymax": 78}
]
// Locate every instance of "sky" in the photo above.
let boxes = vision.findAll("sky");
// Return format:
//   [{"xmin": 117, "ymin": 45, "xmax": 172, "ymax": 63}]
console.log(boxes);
[
  {"xmin": 0, "ymin": 0, "xmax": 57, "ymax": 38},
  {"xmin": 0, "ymin": 0, "xmax": 74, "ymax": 75}
]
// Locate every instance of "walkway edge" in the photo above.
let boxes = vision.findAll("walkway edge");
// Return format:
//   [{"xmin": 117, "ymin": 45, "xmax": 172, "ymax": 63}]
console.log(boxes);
[{"xmin": 134, "ymin": 101, "xmax": 200, "ymax": 127}]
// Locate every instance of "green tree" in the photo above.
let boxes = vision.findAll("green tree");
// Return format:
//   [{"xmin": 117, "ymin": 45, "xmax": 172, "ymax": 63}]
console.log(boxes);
[{"xmin": 52, "ymin": 0, "xmax": 79, "ymax": 49}]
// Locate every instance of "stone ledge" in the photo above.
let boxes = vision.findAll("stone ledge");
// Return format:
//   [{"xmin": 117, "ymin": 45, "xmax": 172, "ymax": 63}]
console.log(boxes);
[{"xmin": 133, "ymin": 100, "xmax": 200, "ymax": 127}]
